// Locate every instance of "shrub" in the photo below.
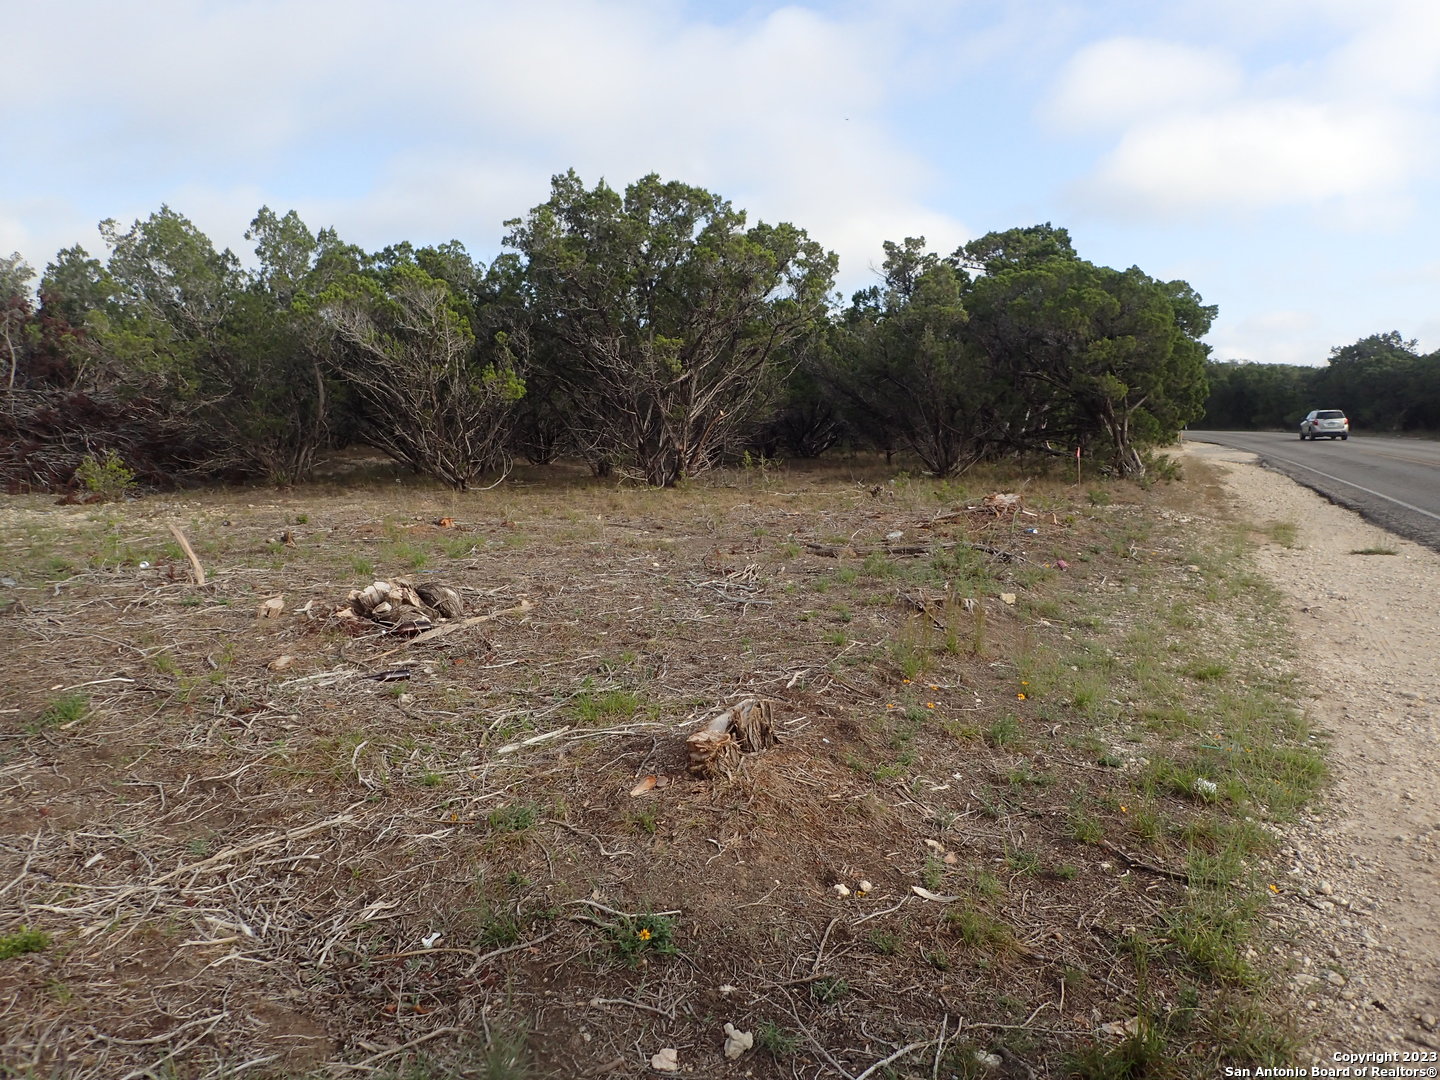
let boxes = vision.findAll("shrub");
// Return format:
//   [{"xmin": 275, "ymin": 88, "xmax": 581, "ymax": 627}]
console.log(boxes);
[{"xmin": 74, "ymin": 449, "xmax": 136, "ymax": 502}]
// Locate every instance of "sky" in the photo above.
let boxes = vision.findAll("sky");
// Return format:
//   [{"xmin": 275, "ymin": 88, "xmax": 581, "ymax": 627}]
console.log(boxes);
[{"xmin": 3, "ymin": 0, "xmax": 1438, "ymax": 366}]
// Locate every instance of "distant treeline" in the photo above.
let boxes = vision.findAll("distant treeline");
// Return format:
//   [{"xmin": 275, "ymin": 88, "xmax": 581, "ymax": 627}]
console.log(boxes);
[
  {"xmin": 3, "ymin": 172, "xmax": 1217, "ymax": 492},
  {"xmin": 1202, "ymin": 333, "xmax": 1440, "ymax": 432}
]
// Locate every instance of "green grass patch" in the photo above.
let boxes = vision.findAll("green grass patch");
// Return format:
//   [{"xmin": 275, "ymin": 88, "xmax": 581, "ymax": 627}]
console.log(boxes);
[
  {"xmin": 0, "ymin": 927, "xmax": 50, "ymax": 960},
  {"xmin": 29, "ymin": 692, "xmax": 89, "ymax": 734}
]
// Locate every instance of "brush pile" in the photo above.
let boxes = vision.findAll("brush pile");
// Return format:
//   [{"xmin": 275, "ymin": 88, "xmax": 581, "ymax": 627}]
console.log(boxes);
[{"xmin": 335, "ymin": 578, "xmax": 464, "ymax": 635}]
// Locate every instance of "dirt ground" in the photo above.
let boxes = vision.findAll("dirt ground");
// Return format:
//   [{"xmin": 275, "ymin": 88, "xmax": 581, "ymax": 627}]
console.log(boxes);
[
  {"xmin": 1183, "ymin": 441, "xmax": 1440, "ymax": 1057},
  {"xmin": 0, "ymin": 451, "xmax": 1414, "ymax": 1078}
]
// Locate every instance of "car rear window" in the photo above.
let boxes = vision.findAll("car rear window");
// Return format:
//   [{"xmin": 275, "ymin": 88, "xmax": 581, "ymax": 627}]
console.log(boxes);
[{"xmin": 1316, "ymin": 410, "xmax": 1345, "ymax": 419}]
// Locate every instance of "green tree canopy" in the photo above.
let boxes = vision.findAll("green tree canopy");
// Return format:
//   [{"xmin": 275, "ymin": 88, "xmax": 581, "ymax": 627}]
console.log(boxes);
[{"xmin": 505, "ymin": 170, "xmax": 836, "ymax": 486}]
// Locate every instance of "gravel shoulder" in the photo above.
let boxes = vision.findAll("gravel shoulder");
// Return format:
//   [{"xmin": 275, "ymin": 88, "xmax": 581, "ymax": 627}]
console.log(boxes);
[{"xmin": 1184, "ymin": 442, "xmax": 1440, "ymax": 1055}]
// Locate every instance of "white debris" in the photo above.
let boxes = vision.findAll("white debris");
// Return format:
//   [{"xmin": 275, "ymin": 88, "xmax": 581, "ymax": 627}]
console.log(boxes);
[{"xmin": 723, "ymin": 1023, "xmax": 754, "ymax": 1060}]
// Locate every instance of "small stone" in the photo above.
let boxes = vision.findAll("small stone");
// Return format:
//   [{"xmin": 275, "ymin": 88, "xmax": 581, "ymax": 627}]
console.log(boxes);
[
  {"xmin": 1292, "ymin": 973, "xmax": 1322, "ymax": 989},
  {"xmin": 833, "ymin": 883, "xmax": 850, "ymax": 897},
  {"xmin": 858, "ymin": 879, "xmax": 873, "ymax": 893},
  {"xmin": 1318, "ymin": 881, "xmax": 1334, "ymax": 896},
  {"xmin": 650, "ymin": 1047, "xmax": 679, "ymax": 1072},
  {"xmin": 723, "ymin": 1023, "xmax": 753, "ymax": 1060},
  {"xmin": 1327, "ymin": 971, "xmax": 1346, "ymax": 987}
]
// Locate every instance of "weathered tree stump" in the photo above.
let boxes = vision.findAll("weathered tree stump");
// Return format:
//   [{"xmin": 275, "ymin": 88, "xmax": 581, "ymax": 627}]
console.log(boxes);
[{"xmin": 686, "ymin": 698, "xmax": 777, "ymax": 778}]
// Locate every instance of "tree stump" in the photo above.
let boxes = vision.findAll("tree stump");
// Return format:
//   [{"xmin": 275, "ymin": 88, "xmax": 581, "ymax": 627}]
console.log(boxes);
[{"xmin": 686, "ymin": 698, "xmax": 777, "ymax": 778}]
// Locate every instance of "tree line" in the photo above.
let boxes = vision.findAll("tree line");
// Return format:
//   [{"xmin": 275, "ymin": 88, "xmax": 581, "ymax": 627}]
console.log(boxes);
[
  {"xmin": 1201, "ymin": 333, "xmax": 1440, "ymax": 432},
  {"xmin": 1, "ymin": 171, "xmax": 1217, "ymax": 493}
]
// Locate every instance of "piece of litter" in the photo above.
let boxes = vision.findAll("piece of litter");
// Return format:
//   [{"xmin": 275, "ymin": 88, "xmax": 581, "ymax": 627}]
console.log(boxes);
[
  {"xmin": 421, "ymin": 932, "xmax": 442, "ymax": 948},
  {"xmin": 719, "ymin": 984, "xmax": 739, "ymax": 995},
  {"xmin": 1194, "ymin": 778, "xmax": 1218, "ymax": 795},
  {"xmin": 885, "ymin": 530, "xmax": 904, "ymax": 541},
  {"xmin": 650, "ymin": 1047, "xmax": 679, "ymax": 1072},
  {"xmin": 138, "ymin": 561, "xmax": 151, "ymax": 569},
  {"xmin": 1056, "ymin": 558, "xmax": 1069, "ymax": 570}
]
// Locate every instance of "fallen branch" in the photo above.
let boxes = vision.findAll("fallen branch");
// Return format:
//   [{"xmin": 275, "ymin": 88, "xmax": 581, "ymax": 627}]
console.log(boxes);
[
  {"xmin": 855, "ymin": 1039, "xmax": 944, "ymax": 1080},
  {"xmin": 149, "ymin": 813, "xmax": 357, "ymax": 887},
  {"xmin": 370, "ymin": 598, "xmax": 533, "ymax": 660},
  {"xmin": 1097, "ymin": 841, "xmax": 1190, "ymax": 882},
  {"xmin": 167, "ymin": 524, "xmax": 206, "ymax": 586}
]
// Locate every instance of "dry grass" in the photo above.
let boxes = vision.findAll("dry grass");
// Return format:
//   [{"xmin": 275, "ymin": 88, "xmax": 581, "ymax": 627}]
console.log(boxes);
[{"xmin": 0, "ymin": 454, "xmax": 1318, "ymax": 1078}]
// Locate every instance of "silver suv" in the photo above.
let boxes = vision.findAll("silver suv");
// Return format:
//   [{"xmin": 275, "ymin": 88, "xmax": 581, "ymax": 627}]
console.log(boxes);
[{"xmin": 1300, "ymin": 409, "xmax": 1349, "ymax": 440}]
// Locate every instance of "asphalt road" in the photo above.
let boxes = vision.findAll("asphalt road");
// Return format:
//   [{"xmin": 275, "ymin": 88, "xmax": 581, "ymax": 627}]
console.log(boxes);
[{"xmin": 1183, "ymin": 431, "xmax": 1440, "ymax": 553}]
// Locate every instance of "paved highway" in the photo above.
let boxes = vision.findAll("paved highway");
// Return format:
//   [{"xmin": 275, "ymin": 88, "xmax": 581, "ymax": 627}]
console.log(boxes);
[{"xmin": 1183, "ymin": 431, "xmax": 1440, "ymax": 553}]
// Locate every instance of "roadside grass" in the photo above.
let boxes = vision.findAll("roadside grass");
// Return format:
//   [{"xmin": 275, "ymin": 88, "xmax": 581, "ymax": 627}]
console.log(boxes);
[{"xmin": 0, "ymin": 451, "xmax": 1323, "ymax": 1078}]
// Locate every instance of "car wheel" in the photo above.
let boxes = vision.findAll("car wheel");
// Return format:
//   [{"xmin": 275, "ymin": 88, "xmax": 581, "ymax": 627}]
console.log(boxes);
[
  {"xmin": 1341, "ymin": 434, "xmax": 1348, "ymax": 440},
  {"xmin": 1299, "ymin": 431, "xmax": 1307, "ymax": 440}
]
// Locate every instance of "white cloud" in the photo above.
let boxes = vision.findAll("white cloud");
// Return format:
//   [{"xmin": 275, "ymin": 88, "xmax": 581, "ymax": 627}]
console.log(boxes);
[
  {"xmin": 1326, "ymin": 0, "xmax": 1440, "ymax": 99},
  {"xmin": 1046, "ymin": 37, "xmax": 1242, "ymax": 132},
  {"xmin": 1052, "ymin": 4, "xmax": 1440, "ymax": 222},
  {"xmin": 1210, "ymin": 308, "xmax": 1329, "ymax": 366},
  {"xmin": 0, "ymin": 0, "xmax": 965, "ymax": 293},
  {"xmin": 1079, "ymin": 99, "xmax": 1416, "ymax": 215}
]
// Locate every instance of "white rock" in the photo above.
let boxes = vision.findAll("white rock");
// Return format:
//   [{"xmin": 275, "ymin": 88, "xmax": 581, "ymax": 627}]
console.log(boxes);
[
  {"xmin": 650, "ymin": 1047, "xmax": 679, "ymax": 1072},
  {"xmin": 833, "ymin": 883, "xmax": 850, "ymax": 897},
  {"xmin": 723, "ymin": 1023, "xmax": 754, "ymax": 1060}
]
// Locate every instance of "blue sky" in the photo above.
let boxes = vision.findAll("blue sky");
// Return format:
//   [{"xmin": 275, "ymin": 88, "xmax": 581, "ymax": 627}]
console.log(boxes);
[{"xmin": 3, "ymin": 0, "xmax": 1437, "ymax": 365}]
